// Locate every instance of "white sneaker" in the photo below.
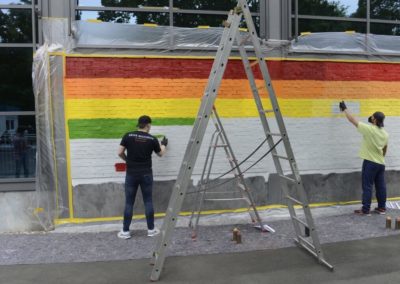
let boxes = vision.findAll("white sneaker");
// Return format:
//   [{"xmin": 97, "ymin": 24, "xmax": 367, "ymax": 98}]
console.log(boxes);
[
  {"xmin": 117, "ymin": 230, "xmax": 131, "ymax": 239},
  {"xmin": 147, "ymin": 228, "xmax": 160, "ymax": 237}
]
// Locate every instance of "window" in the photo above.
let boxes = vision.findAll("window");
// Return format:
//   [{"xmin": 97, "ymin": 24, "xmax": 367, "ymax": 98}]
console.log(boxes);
[{"xmin": 0, "ymin": 1, "xmax": 36, "ymax": 184}]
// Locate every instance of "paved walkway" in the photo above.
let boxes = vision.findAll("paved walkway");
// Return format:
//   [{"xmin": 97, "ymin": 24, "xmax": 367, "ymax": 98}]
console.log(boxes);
[
  {"xmin": 1, "ymin": 235, "xmax": 400, "ymax": 284},
  {"xmin": 1, "ymin": 205, "xmax": 400, "ymax": 283}
]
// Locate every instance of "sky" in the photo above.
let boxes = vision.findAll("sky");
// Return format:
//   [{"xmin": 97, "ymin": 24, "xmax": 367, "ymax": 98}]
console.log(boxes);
[{"xmin": 334, "ymin": 0, "xmax": 359, "ymax": 15}]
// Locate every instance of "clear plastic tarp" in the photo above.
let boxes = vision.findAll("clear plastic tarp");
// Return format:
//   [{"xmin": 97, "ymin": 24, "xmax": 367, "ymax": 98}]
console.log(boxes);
[
  {"xmin": 72, "ymin": 20, "xmax": 400, "ymax": 58},
  {"xmin": 32, "ymin": 44, "xmax": 69, "ymax": 230},
  {"xmin": 291, "ymin": 32, "xmax": 400, "ymax": 55}
]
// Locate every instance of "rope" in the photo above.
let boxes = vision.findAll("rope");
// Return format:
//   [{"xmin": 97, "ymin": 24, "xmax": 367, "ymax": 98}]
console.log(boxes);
[{"xmin": 187, "ymin": 138, "xmax": 283, "ymax": 195}]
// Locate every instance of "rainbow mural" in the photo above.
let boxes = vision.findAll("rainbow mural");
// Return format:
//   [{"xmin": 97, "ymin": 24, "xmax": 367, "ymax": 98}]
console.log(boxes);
[{"xmin": 64, "ymin": 57, "xmax": 400, "ymax": 140}]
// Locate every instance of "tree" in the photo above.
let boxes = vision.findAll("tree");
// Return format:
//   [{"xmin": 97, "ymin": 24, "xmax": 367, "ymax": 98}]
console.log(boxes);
[
  {"xmin": 352, "ymin": 0, "xmax": 400, "ymax": 35},
  {"xmin": 96, "ymin": 0, "xmax": 259, "ymax": 27},
  {"xmin": 297, "ymin": 0, "xmax": 350, "ymax": 33}
]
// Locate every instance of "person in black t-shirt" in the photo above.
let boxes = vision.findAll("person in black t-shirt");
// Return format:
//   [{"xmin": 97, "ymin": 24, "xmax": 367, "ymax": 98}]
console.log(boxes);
[{"xmin": 117, "ymin": 115, "xmax": 168, "ymax": 239}]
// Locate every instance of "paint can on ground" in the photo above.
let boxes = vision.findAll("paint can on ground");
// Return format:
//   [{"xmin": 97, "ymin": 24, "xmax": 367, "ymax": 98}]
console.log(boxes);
[
  {"xmin": 395, "ymin": 218, "xmax": 400, "ymax": 230},
  {"xmin": 232, "ymin": 227, "xmax": 239, "ymax": 242},
  {"xmin": 236, "ymin": 231, "xmax": 242, "ymax": 244},
  {"xmin": 386, "ymin": 217, "xmax": 392, "ymax": 229}
]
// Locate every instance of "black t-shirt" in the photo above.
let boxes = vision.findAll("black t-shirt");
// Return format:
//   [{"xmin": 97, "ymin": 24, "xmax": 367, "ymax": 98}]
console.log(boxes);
[{"xmin": 120, "ymin": 131, "xmax": 161, "ymax": 174}]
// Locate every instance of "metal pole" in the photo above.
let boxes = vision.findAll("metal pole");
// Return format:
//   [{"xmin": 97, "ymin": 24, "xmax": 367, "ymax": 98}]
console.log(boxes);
[
  {"xmin": 366, "ymin": 0, "xmax": 370, "ymax": 53},
  {"xmin": 169, "ymin": 0, "xmax": 174, "ymax": 49},
  {"xmin": 68, "ymin": 0, "xmax": 72, "ymax": 36},
  {"xmin": 295, "ymin": 0, "xmax": 298, "ymax": 41},
  {"xmin": 31, "ymin": 0, "xmax": 37, "ymax": 51},
  {"xmin": 38, "ymin": 0, "xmax": 43, "ymax": 45},
  {"xmin": 288, "ymin": 0, "xmax": 292, "ymax": 39}
]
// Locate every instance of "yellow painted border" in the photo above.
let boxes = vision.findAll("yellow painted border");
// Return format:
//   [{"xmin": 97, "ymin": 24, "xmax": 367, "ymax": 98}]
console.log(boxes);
[
  {"xmin": 61, "ymin": 53, "xmax": 75, "ymax": 219},
  {"xmin": 47, "ymin": 51, "xmax": 400, "ymax": 65},
  {"xmin": 54, "ymin": 196, "xmax": 400, "ymax": 225},
  {"xmin": 46, "ymin": 53, "xmax": 61, "ymax": 218}
]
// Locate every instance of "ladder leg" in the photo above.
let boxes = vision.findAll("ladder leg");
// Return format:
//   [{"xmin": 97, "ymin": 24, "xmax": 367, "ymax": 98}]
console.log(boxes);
[
  {"xmin": 189, "ymin": 130, "xmax": 219, "ymax": 229},
  {"xmin": 191, "ymin": 133, "xmax": 221, "ymax": 238},
  {"xmin": 150, "ymin": 11, "xmax": 243, "ymax": 281}
]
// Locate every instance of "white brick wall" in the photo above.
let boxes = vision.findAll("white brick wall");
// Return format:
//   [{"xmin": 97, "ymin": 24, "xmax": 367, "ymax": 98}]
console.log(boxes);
[{"xmin": 70, "ymin": 117, "xmax": 400, "ymax": 186}]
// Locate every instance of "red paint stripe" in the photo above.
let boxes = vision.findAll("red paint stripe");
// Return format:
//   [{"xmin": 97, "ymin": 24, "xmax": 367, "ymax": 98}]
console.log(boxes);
[{"xmin": 65, "ymin": 57, "xmax": 400, "ymax": 81}]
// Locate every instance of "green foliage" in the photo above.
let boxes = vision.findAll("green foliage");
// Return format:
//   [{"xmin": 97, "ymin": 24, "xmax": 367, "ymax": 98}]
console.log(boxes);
[
  {"xmin": 352, "ymin": 0, "xmax": 400, "ymax": 35},
  {"xmin": 297, "ymin": 0, "xmax": 349, "ymax": 33},
  {"xmin": 97, "ymin": 0, "xmax": 259, "ymax": 27}
]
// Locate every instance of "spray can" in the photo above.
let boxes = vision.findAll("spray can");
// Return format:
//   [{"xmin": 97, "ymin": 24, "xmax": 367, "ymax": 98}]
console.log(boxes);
[
  {"xmin": 232, "ymin": 227, "xmax": 239, "ymax": 242},
  {"xmin": 386, "ymin": 216, "xmax": 392, "ymax": 229},
  {"xmin": 236, "ymin": 231, "xmax": 242, "ymax": 244},
  {"xmin": 395, "ymin": 218, "xmax": 400, "ymax": 230}
]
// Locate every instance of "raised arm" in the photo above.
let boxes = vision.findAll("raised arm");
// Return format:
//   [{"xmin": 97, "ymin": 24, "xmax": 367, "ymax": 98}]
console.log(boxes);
[{"xmin": 340, "ymin": 101, "xmax": 359, "ymax": 127}]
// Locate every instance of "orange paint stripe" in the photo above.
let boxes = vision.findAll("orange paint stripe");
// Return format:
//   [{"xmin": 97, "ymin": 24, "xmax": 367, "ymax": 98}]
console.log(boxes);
[{"xmin": 65, "ymin": 78, "xmax": 400, "ymax": 100}]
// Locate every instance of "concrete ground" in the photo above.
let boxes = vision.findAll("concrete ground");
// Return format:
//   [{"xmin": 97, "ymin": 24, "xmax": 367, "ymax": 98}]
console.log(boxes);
[{"xmin": 1, "ymin": 205, "xmax": 400, "ymax": 283}]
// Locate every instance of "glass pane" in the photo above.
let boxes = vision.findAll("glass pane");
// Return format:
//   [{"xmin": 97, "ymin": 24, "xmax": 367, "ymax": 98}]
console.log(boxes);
[
  {"xmin": 298, "ymin": 19, "xmax": 366, "ymax": 33},
  {"xmin": 0, "ymin": 115, "xmax": 36, "ymax": 179},
  {"xmin": 294, "ymin": 0, "xmax": 366, "ymax": 18},
  {"xmin": 370, "ymin": 0, "xmax": 400, "ymax": 20},
  {"xmin": 0, "ymin": 9, "xmax": 33, "ymax": 43},
  {"xmin": 77, "ymin": 0, "xmax": 169, "ymax": 7},
  {"xmin": 174, "ymin": 0, "xmax": 259, "ymax": 12},
  {"xmin": 174, "ymin": 13, "xmax": 228, "ymax": 28},
  {"xmin": 371, "ymin": 23, "xmax": 400, "ymax": 36},
  {"xmin": 78, "ymin": 10, "xmax": 169, "ymax": 24},
  {"xmin": 0, "ymin": 0, "xmax": 32, "ymax": 4},
  {"xmin": 0, "ymin": 48, "xmax": 34, "ymax": 111}
]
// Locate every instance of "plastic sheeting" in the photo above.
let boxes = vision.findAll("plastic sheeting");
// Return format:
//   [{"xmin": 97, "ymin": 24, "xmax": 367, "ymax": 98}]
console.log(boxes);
[
  {"xmin": 291, "ymin": 32, "xmax": 400, "ymax": 55},
  {"xmin": 73, "ymin": 21, "xmax": 253, "ymax": 50},
  {"xmin": 72, "ymin": 20, "xmax": 400, "ymax": 59},
  {"xmin": 32, "ymin": 44, "xmax": 69, "ymax": 230}
]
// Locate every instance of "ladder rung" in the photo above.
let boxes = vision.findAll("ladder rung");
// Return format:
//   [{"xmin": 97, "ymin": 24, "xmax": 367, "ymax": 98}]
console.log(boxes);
[
  {"xmin": 298, "ymin": 235, "xmax": 316, "ymax": 251},
  {"xmin": 273, "ymin": 154, "xmax": 289, "ymax": 160},
  {"xmin": 294, "ymin": 238, "xmax": 334, "ymax": 270},
  {"xmin": 279, "ymin": 175, "xmax": 297, "ymax": 184},
  {"xmin": 286, "ymin": 195, "xmax": 303, "ymax": 206},
  {"xmin": 204, "ymin": 198, "xmax": 247, "ymax": 202},
  {"xmin": 260, "ymin": 109, "xmax": 274, "ymax": 114},
  {"xmin": 206, "ymin": 191, "xmax": 241, "ymax": 194},
  {"xmin": 213, "ymin": 144, "xmax": 228, "ymax": 148},
  {"xmin": 266, "ymin": 132, "xmax": 282, "ymax": 137},
  {"xmin": 239, "ymin": 34, "xmax": 251, "ymax": 46},
  {"xmin": 292, "ymin": 216, "xmax": 308, "ymax": 227},
  {"xmin": 250, "ymin": 61, "xmax": 259, "ymax": 67}
]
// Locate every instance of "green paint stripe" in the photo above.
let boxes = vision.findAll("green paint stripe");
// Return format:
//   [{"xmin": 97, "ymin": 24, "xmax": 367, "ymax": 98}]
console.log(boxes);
[{"xmin": 68, "ymin": 118, "xmax": 195, "ymax": 139}]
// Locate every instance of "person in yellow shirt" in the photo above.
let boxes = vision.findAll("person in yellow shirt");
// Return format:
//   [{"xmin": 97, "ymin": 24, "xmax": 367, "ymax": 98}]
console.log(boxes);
[{"xmin": 339, "ymin": 101, "xmax": 389, "ymax": 216}]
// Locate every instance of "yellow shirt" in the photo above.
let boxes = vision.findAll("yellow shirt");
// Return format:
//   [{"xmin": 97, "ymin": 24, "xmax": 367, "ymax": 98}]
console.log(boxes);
[{"xmin": 357, "ymin": 122, "xmax": 388, "ymax": 165}]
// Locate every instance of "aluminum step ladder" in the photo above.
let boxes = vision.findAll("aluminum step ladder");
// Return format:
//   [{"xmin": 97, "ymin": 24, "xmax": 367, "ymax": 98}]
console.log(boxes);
[
  {"xmin": 150, "ymin": 1, "xmax": 333, "ymax": 280},
  {"xmin": 188, "ymin": 106, "xmax": 274, "ymax": 239}
]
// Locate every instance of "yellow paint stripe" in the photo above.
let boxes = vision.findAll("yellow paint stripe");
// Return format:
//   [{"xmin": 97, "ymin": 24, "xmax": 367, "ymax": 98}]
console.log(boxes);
[
  {"xmin": 54, "ymin": 197, "xmax": 400, "ymax": 225},
  {"xmin": 62, "ymin": 53, "xmax": 74, "ymax": 219},
  {"xmin": 65, "ymin": 98, "xmax": 400, "ymax": 119}
]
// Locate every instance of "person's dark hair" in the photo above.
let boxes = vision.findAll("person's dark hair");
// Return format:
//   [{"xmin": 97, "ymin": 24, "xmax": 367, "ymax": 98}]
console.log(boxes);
[
  {"xmin": 137, "ymin": 115, "xmax": 152, "ymax": 129},
  {"xmin": 373, "ymin": 111, "xmax": 385, "ymax": 128}
]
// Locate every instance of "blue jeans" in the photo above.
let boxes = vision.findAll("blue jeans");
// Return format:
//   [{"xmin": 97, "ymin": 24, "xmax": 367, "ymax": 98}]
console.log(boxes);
[
  {"xmin": 123, "ymin": 173, "xmax": 154, "ymax": 232},
  {"xmin": 361, "ymin": 160, "xmax": 387, "ymax": 213}
]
